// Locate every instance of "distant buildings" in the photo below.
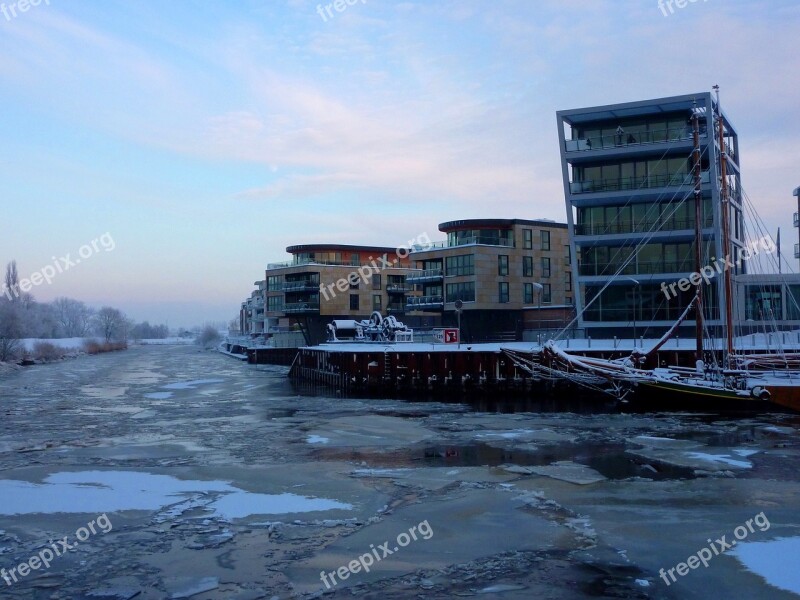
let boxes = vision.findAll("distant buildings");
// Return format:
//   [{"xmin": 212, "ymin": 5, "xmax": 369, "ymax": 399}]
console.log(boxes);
[{"xmin": 239, "ymin": 219, "xmax": 574, "ymax": 344}]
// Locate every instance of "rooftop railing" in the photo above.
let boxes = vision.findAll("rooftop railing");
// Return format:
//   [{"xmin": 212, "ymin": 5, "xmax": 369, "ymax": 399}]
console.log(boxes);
[{"xmin": 565, "ymin": 126, "xmax": 706, "ymax": 152}]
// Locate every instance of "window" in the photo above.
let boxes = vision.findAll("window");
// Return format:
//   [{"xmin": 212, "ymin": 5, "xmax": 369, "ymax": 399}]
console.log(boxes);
[
  {"xmin": 446, "ymin": 282, "xmax": 475, "ymax": 303},
  {"xmin": 541, "ymin": 230, "xmax": 551, "ymax": 251},
  {"xmin": 349, "ymin": 273, "xmax": 360, "ymax": 289},
  {"xmin": 565, "ymin": 272, "xmax": 572, "ymax": 292},
  {"xmin": 350, "ymin": 253, "xmax": 360, "ymax": 266},
  {"xmin": 372, "ymin": 274, "xmax": 381, "ymax": 290},
  {"xmin": 445, "ymin": 254, "xmax": 474, "ymax": 276},
  {"xmin": 523, "ymin": 283, "xmax": 534, "ymax": 304},
  {"xmin": 267, "ymin": 276, "xmax": 283, "ymax": 292},
  {"xmin": 349, "ymin": 294, "xmax": 359, "ymax": 310},
  {"xmin": 565, "ymin": 244, "xmax": 571, "ymax": 261},
  {"xmin": 498, "ymin": 282, "xmax": 509, "ymax": 303},
  {"xmin": 498, "ymin": 255, "xmax": 509, "ymax": 276},
  {"xmin": 542, "ymin": 284, "xmax": 552, "ymax": 303},
  {"xmin": 541, "ymin": 257, "xmax": 551, "ymax": 278},
  {"xmin": 267, "ymin": 296, "xmax": 284, "ymax": 311},
  {"xmin": 373, "ymin": 294, "xmax": 382, "ymax": 310},
  {"xmin": 523, "ymin": 229, "xmax": 532, "ymax": 249},
  {"xmin": 523, "ymin": 256, "xmax": 533, "ymax": 277}
]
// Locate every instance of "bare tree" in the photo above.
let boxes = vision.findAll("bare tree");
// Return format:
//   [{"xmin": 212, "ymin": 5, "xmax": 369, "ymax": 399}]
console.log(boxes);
[
  {"xmin": 52, "ymin": 297, "xmax": 94, "ymax": 337},
  {"xmin": 93, "ymin": 307, "xmax": 127, "ymax": 343},
  {"xmin": 197, "ymin": 325, "xmax": 221, "ymax": 349},
  {"xmin": 3, "ymin": 261, "xmax": 19, "ymax": 302},
  {"xmin": 0, "ymin": 300, "xmax": 22, "ymax": 361}
]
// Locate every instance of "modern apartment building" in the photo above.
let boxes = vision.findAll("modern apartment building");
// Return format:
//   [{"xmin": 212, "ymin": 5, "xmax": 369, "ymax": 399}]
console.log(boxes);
[
  {"xmin": 406, "ymin": 218, "xmax": 574, "ymax": 341},
  {"xmin": 259, "ymin": 244, "xmax": 418, "ymax": 344},
  {"xmin": 239, "ymin": 280, "xmax": 266, "ymax": 335},
  {"xmin": 557, "ymin": 92, "xmax": 745, "ymax": 338}
]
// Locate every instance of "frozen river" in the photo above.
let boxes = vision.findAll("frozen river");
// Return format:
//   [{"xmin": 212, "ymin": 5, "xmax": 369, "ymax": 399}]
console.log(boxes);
[{"xmin": 0, "ymin": 345, "xmax": 799, "ymax": 599}]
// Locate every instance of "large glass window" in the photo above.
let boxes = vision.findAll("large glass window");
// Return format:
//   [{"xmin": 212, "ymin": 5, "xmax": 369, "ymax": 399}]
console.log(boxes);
[
  {"xmin": 542, "ymin": 284, "xmax": 552, "ymax": 303},
  {"xmin": 523, "ymin": 229, "xmax": 532, "ymax": 249},
  {"xmin": 541, "ymin": 230, "xmax": 551, "ymax": 251},
  {"xmin": 446, "ymin": 282, "xmax": 475, "ymax": 303},
  {"xmin": 445, "ymin": 254, "xmax": 474, "ymax": 276},
  {"xmin": 541, "ymin": 257, "xmax": 551, "ymax": 278},
  {"xmin": 267, "ymin": 296, "xmax": 283, "ymax": 311},
  {"xmin": 499, "ymin": 282, "xmax": 509, "ymax": 303},
  {"xmin": 523, "ymin": 256, "xmax": 533, "ymax": 277},
  {"xmin": 498, "ymin": 255, "xmax": 509, "ymax": 276},
  {"xmin": 524, "ymin": 283, "xmax": 534, "ymax": 304}
]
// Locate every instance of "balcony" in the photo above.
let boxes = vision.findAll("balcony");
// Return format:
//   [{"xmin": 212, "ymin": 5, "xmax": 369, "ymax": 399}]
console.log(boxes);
[
  {"xmin": 406, "ymin": 269, "xmax": 443, "ymax": 283},
  {"xmin": 564, "ymin": 126, "xmax": 705, "ymax": 153},
  {"xmin": 570, "ymin": 171, "xmax": 709, "ymax": 195},
  {"xmin": 284, "ymin": 302, "xmax": 320, "ymax": 314},
  {"xmin": 386, "ymin": 303, "xmax": 406, "ymax": 313},
  {"xmin": 579, "ymin": 260, "xmax": 694, "ymax": 277},
  {"xmin": 448, "ymin": 236, "xmax": 513, "ymax": 247},
  {"xmin": 406, "ymin": 295, "xmax": 444, "ymax": 311},
  {"xmin": 386, "ymin": 283, "xmax": 413, "ymax": 294},
  {"xmin": 283, "ymin": 280, "xmax": 320, "ymax": 292},
  {"xmin": 575, "ymin": 217, "xmax": 714, "ymax": 236}
]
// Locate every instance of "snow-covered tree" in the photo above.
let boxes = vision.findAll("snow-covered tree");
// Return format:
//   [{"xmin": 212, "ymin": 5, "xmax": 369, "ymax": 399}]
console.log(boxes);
[{"xmin": 93, "ymin": 307, "xmax": 127, "ymax": 342}]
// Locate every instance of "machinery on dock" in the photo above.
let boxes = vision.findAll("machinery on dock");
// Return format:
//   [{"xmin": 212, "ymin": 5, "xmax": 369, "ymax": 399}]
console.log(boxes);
[{"xmin": 326, "ymin": 311, "xmax": 413, "ymax": 343}]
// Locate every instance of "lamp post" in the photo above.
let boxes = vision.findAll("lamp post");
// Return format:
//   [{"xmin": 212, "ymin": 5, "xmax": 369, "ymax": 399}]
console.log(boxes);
[
  {"xmin": 454, "ymin": 299, "xmax": 463, "ymax": 349},
  {"xmin": 531, "ymin": 283, "xmax": 543, "ymax": 335},
  {"xmin": 626, "ymin": 278, "xmax": 640, "ymax": 346}
]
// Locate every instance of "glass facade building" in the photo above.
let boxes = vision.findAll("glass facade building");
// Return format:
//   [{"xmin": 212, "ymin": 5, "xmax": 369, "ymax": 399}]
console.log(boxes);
[{"xmin": 557, "ymin": 93, "xmax": 745, "ymax": 337}]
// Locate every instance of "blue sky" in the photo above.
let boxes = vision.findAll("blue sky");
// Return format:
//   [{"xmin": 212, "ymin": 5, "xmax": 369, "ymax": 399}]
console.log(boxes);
[{"xmin": 1, "ymin": 0, "xmax": 799, "ymax": 328}]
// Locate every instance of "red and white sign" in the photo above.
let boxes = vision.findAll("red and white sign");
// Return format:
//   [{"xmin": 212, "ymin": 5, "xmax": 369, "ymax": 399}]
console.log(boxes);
[{"xmin": 434, "ymin": 328, "xmax": 459, "ymax": 344}]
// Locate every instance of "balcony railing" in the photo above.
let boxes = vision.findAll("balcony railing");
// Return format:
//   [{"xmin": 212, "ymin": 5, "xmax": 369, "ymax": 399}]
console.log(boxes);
[
  {"xmin": 406, "ymin": 295, "xmax": 444, "ymax": 310},
  {"xmin": 282, "ymin": 280, "xmax": 320, "ymax": 292},
  {"xmin": 449, "ymin": 236, "xmax": 514, "ymax": 247},
  {"xmin": 579, "ymin": 260, "xmax": 694, "ymax": 277},
  {"xmin": 284, "ymin": 302, "xmax": 320, "ymax": 314},
  {"xmin": 387, "ymin": 304, "xmax": 406, "ymax": 313},
  {"xmin": 406, "ymin": 269, "xmax": 443, "ymax": 283},
  {"xmin": 570, "ymin": 171, "xmax": 709, "ymax": 195},
  {"xmin": 565, "ymin": 126, "xmax": 706, "ymax": 153},
  {"xmin": 386, "ymin": 283, "xmax": 413, "ymax": 294},
  {"xmin": 575, "ymin": 217, "xmax": 714, "ymax": 236}
]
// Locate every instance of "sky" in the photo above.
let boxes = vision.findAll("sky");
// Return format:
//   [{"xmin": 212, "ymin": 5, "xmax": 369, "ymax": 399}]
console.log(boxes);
[{"xmin": 1, "ymin": 0, "xmax": 799, "ymax": 329}]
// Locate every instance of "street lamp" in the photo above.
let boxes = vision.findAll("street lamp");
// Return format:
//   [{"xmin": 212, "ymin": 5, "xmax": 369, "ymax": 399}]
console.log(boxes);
[
  {"xmin": 626, "ymin": 278, "xmax": 640, "ymax": 346},
  {"xmin": 531, "ymin": 283, "xmax": 543, "ymax": 335}
]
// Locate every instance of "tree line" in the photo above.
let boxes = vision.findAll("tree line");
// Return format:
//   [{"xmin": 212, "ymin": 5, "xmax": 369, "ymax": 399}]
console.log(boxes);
[{"xmin": 0, "ymin": 260, "xmax": 169, "ymax": 361}]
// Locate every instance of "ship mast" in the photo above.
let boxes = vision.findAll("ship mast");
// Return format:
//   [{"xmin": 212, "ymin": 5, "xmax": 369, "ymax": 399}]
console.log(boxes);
[
  {"xmin": 691, "ymin": 102, "xmax": 704, "ymax": 363},
  {"xmin": 715, "ymin": 85, "xmax": 735, "ymax": 360}
]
